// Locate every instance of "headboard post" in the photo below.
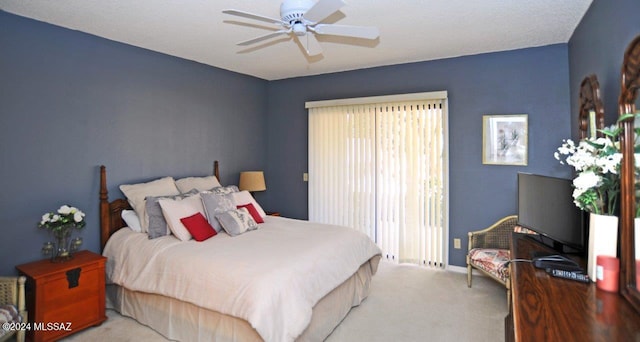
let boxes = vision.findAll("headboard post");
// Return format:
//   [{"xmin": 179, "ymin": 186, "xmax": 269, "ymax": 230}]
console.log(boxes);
[
  {"xmin": 214, "ymin": 160, "xmax": 220, "ymax": 183},
  {"xmin": 100, "ymin": 165, "xmax": 110, "ymax": 251}
]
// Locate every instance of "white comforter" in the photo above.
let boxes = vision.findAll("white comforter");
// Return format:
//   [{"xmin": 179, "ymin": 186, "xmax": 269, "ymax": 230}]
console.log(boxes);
[{"xmin": 103, "ymin": 216, "xmax": 381, "ymax": 342}]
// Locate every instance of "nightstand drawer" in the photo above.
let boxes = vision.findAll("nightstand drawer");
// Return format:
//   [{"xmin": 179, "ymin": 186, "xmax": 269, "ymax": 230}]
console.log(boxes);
[{"xmin": 41, "ymin": 265, "xmax": 101, "ymax": 306}]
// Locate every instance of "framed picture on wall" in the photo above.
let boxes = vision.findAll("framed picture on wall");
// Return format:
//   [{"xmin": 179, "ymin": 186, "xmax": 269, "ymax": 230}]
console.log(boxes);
[{"xmin": 482, "ymin": 114, "xmax": 528, "ymax": 165}]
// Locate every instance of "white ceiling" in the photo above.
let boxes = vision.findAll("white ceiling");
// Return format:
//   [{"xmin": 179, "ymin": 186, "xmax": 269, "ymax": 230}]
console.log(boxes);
[{"xmin": 0, "ymin": 0, "xmax": 593, "ymax": 81}]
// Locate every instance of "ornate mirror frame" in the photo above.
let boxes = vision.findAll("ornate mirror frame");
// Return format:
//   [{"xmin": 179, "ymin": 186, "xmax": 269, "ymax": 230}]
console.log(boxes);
[
  {"xmin": 618, "ymin": 34, "xmax": 640, "ymax": 313},
  {"xmin": 579, "ymin": 74, "xmax": 605, "ymax": 139}
]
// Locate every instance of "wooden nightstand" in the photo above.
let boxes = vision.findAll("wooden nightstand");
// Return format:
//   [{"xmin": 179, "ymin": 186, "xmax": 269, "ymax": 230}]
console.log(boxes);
[{"xmin": 15, "ymin": 250, "xmax": 107, "ymax": 342}]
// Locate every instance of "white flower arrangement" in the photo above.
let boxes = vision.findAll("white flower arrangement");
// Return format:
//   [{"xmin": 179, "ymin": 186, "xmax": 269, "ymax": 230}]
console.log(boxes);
[
  {"xmin": 38, "ymin": 205, "xmax": 86, "ymax": 233},
  {"xmin": 555, "ymin": 133, "xmax": 622, "ymax": 215}
]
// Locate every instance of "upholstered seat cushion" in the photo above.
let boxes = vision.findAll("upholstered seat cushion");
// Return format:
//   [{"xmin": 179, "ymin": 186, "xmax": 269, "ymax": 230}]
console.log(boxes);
[
  {"xmin": 0, "ymin": 304, "xmax": 20, "ymax": 338},
  {"xmin": 468, "ymin": 248, "xmax": 510, "ymax": 283}
]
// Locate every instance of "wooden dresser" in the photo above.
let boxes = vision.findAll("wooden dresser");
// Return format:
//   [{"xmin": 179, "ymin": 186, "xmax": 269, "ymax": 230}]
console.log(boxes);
[
  {"xmin": 16, "ymin": 250, "xmax": 107, "ymax": 342},
  {"xmin": 506, "ymin": 233, "xmax": 640, "ymax": 341}
]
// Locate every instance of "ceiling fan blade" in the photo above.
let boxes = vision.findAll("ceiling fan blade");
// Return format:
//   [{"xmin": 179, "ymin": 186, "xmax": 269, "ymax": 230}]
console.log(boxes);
[
  {"xmin": 303, "ymin": 0, "xmax": 345, "ymax": 24},
  {"xmin": 223, "ymin": 9, "xmax": 285, "ymax": 25},
  {"xmin": 313, "ymin": 24, "xmax": 380, "ymax": 40},
  {"xmin": 295, "ymin": 33, "xmax": 323, "ymax": 56},
  {"xmin": 237, "ymin": 30, "xmax": 290, "ymax": 46}
]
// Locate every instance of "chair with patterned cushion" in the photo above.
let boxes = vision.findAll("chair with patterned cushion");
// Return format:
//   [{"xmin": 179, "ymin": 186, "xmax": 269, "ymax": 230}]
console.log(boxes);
[
  {"xmin": 0, "ymin": 276, "xmax": 26, "ymax": 342},
  {"xmin": 466, "ymin": 215, "xmax": 518, "ymax": 307}
]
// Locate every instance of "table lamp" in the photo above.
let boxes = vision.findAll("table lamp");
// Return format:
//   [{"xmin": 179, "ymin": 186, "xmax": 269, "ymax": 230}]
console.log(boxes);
[{"xmin": 239, "ymin": 171, "xmax": 266, "ymax": 195}]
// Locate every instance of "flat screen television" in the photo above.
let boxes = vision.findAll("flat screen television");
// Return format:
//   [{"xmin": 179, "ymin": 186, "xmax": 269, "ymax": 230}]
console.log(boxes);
[{"xmin": 517, "ymin": 172, "xmax": 585, "ymax": 254}]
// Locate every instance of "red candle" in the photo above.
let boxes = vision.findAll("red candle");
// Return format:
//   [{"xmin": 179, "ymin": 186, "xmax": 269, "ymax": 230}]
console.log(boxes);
[{"xmin": 596, "ymin": 255, "xmax": 619, "ymax": 292}]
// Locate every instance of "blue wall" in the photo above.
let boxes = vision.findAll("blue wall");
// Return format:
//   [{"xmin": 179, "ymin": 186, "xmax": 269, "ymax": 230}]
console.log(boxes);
[
  {"xmin": 569, "ymin": 0, "xmax": 640, "ymax": 133},
  {"xmin": 266, "ymin": 45, "xmax": 572, "ymax": 267},
  {"xmin": 267, "ymin": 0, "xmax": 640, "ymax": 268},
  {"xmin": 6, "ymin": 0, "xmax": 637, "ymax": 274},
  {"xmin": 0, "ymin": 11, "xmax": 268, "ymax": 275}
]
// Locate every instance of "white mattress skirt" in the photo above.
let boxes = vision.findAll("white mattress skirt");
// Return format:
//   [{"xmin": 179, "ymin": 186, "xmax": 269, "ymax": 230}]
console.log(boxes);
[{"xmin": 107, "ymin": 256, "xmax": 379, "ymax": 341}]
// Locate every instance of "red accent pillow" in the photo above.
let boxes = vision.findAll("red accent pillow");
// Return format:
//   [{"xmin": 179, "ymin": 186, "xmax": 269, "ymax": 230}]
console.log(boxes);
[
  {"xmin": 237, "ymin": 203, "xmax": 264, "ymax": 223},
  {"xmin": 180, "ymin": 213, "xmax": 217, "ymax": 241}
]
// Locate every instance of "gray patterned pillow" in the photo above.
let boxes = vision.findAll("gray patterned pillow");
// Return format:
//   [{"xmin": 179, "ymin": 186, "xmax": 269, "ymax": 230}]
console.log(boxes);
[
  {"xmin": 215, "ymin": 208, "xmax": 258, "ymax": 236},
  {"xmin": 208, "ymin": 185, "xmax": 239, "ymax": 195},
  {"xmin": 200, "ymin": 192, "xmax": 235, "ymax": 233},
  {"xmin": 145, "ymin": 189, "xmax": 198, "ymax": 239}
]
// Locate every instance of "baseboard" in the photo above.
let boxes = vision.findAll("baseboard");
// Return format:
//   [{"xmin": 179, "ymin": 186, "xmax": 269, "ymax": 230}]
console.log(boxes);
[
  {"xmin": 446, "ymin": 265, "xmax": 467, "ymax": 274},
  {"xmin": 447, "ymin": 265, "xmax": 490, "ymax": 281},
  {"xmin": 382, "ymin": 262, "xmax": 479, "ymax": 276}
]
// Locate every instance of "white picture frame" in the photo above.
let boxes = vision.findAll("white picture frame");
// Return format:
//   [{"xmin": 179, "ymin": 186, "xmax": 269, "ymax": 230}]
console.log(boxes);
[{"xmin": 482, "ymin": 114, "xmax": 528, "ymax": 165}]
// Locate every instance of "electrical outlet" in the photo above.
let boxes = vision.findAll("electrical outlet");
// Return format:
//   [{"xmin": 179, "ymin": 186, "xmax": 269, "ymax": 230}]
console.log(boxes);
[
  {"xmin": 454, "ymin": 238, "xmax": 461, "ymax": 249},
  {"xmin": 303, "ymin": 173, "xmax": 308, "ymax": 182}
]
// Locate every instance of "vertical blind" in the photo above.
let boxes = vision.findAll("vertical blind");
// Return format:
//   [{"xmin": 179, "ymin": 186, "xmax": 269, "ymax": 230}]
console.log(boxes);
[{"xmin": 308, "ymin": 93, "xmax": 448, "ymax": 267}]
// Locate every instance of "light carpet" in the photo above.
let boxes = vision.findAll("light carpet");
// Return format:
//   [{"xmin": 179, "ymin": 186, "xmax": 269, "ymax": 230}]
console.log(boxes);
[{"xmin": 62, "ymin": 261, "xmax": 507, "ymax": 341}]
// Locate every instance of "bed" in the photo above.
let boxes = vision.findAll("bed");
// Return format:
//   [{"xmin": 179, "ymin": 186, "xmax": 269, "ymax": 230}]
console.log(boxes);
[{"xmin": 99, "ymin": 162, "xmax": 382, "ymax": 342}]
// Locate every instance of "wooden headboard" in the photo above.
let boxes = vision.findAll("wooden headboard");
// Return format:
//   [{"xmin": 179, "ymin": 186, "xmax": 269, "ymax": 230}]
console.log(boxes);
[{"xmin": 99, "ymin": 161, "xmax": 220, "ymax": 251}]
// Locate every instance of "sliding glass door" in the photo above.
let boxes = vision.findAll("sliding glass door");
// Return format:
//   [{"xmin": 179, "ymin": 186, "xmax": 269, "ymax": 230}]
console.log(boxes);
[{"xmin": 308, "ymin": 92, "xmax": 448, "ymax": 267}]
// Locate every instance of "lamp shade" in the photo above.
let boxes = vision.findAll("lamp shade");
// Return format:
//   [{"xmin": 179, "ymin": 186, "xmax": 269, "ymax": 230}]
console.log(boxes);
[{"xmin": 239, "ymin": 171, "xmax": 266, "ymax": 192}]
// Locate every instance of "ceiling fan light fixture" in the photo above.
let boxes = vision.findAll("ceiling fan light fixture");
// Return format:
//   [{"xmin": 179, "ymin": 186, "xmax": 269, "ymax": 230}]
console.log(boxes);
[
  {"xmin": 224, "ymin": 0, "xmax": 378, "ymax": 57},
  {"xmin": 292, "ymin": 22, "xmax": 307, "ymax": 36},
  {"xmin": 280, "ymin": 0, "xmax": 314, "ymax": 23}
]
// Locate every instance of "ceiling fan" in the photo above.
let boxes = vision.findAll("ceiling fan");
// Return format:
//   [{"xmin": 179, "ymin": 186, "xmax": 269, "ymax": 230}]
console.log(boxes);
[{"xmin": 223, "ymin": 0, "xmax": 380, "ymax": 56}]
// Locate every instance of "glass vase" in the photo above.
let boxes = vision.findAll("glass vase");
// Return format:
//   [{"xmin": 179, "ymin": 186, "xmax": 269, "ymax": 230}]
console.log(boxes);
[{"xmin": 52, "ymin": 227, "xmax": 73, "ymax": 263}]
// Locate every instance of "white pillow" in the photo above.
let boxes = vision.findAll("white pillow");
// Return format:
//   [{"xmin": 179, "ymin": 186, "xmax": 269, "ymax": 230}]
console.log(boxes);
[
  {"xmin": 231, "ymin": 191, "xmax": 267, "ymax": 219},
  {"xmin": 175, "ymin": 175, "xmax": 221, "ymax": 193},
  {"xmin": 158, "ymin": 194, "xmax": 206, "ymax": 241},
  {"xmin": 121, "ymin": 210, "xmax": 142, "ymax": 233},
  {"xmin": 119, "ymin": 177, "xmax": 180, "ymax": 232}
]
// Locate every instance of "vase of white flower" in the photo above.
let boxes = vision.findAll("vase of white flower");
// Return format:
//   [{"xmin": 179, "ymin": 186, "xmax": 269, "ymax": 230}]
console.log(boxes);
[
  {"xmin": 555, "ymin": 137, "xmax": 621, "ymax": 214},
  {"xmin": 555, "ymin": 133, "xmax": 622, "ymax": 281},
  {"xmin": 38, "ymin": 205, "xmax": 85, "ymax": 262}
]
